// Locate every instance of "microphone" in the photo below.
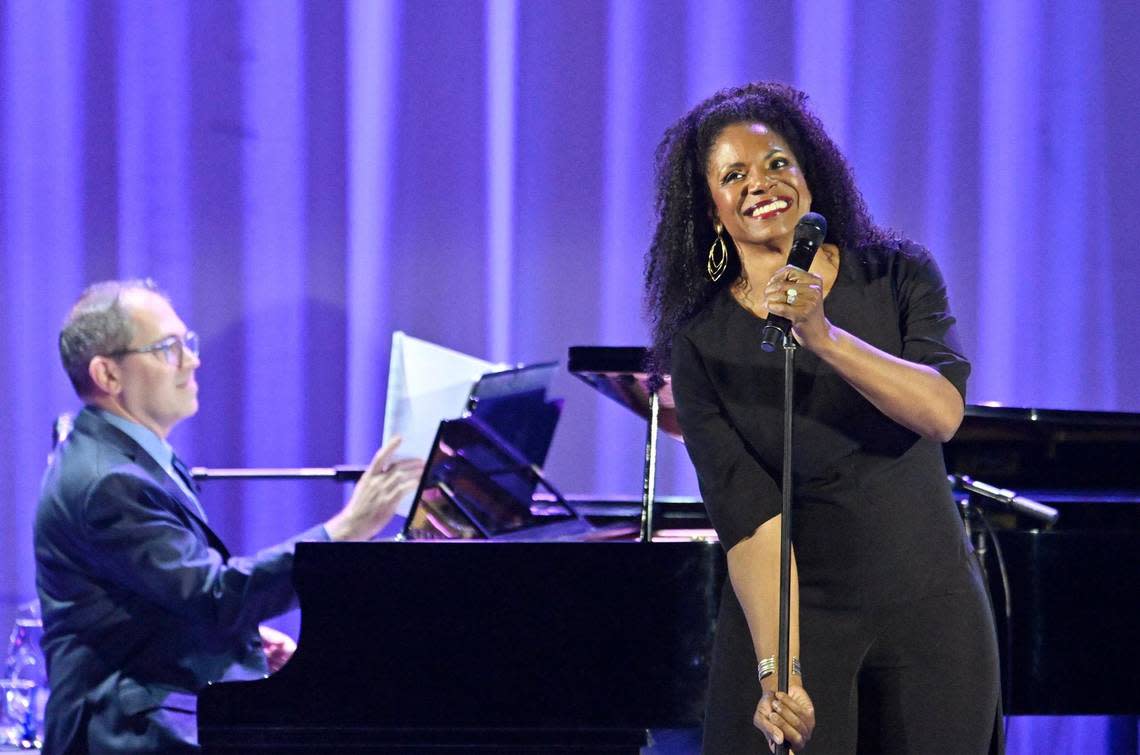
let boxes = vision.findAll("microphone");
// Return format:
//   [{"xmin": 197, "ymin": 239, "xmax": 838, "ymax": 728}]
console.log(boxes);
[
  {"xmin": 950, "ymin": 474, "xmax": 1059, "ymax": 525},
  {"xmin": 760, "ymin": 212, "xmax": 827, "ymax": 353}
]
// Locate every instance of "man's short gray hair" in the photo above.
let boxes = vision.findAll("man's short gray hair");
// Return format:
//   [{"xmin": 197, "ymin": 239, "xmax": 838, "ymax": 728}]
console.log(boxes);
[{"xmin": 59, "ymin": 279, "xmax": 166, "ymax": 397}]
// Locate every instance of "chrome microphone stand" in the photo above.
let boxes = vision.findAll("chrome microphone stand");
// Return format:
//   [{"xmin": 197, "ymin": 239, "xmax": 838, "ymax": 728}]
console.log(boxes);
[{"xmin": 189, "ymin": 465, "xmax": 365, "ymax": 481}]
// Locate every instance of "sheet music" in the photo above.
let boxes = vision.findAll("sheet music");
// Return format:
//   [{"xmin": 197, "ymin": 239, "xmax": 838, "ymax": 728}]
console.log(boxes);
[{"xmin": 381, "ymin": 331, "xmax": 505, "ymax": 520}]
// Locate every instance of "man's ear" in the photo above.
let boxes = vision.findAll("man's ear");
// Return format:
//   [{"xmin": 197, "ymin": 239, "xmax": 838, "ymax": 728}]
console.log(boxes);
[{"xmin": 88, "ymin": 356, "xmax": 122, "ymax": 397}]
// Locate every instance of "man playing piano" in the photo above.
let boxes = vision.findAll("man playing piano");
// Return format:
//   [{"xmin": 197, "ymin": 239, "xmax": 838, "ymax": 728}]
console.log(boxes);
[{"xmin": 33, "ymin": 279, "xmax": 423, "ymax": 753}]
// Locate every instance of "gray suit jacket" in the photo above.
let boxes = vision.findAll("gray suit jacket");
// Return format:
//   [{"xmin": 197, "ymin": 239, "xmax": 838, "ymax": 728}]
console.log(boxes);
[{"xmin": 34, "ymin": 408, "xmax": 326, "ymax": 753}]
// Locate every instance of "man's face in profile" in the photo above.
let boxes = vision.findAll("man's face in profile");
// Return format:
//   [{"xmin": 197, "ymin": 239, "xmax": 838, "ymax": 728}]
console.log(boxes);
[{"xmin": 112, "ymin": 289, "xmax": 201, "ymax": 438}]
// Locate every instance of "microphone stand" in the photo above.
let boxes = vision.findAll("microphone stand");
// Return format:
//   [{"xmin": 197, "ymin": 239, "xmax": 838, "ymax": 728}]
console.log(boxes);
[
  {"xmin": 189, "ymin": 465, "xmax": 366, "ymax": 482},
  {"xmin": 639, "ymin": 388, "xmax": 661, "ymax": 542},
  {"xmin": 760, "ymin": 215, "xmax": 823, "ymax": 755},
  {"xmin": 774, "ymin": 334, "xmax": 796, "ymax": 755}
]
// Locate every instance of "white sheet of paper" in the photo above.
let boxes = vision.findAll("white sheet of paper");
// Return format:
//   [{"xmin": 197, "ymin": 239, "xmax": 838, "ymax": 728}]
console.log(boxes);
[{"xmin": 381, "ymin": 331, "xmax": 504, "ymax": 517}]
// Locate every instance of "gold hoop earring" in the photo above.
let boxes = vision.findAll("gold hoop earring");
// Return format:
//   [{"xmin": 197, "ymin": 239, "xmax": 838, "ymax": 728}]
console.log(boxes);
[{"xmin": 707, "ymin": 223, "xmax": 728, "ymax": 282}]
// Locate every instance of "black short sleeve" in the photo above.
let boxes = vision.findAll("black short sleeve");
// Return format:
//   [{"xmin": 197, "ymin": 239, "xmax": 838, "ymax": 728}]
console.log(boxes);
[{"xmin": 894, "ymin": 246, "xmax": 971, "ymax": 400}]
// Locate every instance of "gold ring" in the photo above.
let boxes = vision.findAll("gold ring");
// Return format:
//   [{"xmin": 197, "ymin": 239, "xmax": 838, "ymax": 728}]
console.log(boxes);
[{"xmin": 785, "ymin": 288, "xmax": 799, "ymax": 305}]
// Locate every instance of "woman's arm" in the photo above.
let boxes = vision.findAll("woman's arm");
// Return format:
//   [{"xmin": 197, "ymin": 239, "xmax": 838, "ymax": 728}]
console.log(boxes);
[
  {"xmin": 669, "ymin": 333, "xmax": 815, "ymax": 750},
  {"xmin": 764, "ymin": 251, "xmax": 966, "ymax": 442},
  {"xmin": 803, "ymin": 325, "xmax": 963, "ymax": 442},
  {"xmin": 728, "ymin": 518, "xmax": 814, "ymax": 751}
]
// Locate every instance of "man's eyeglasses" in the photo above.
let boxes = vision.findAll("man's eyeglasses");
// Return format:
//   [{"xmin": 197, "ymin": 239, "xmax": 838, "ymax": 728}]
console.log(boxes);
[{"xmin": 109, "ymin": 331, "xmax": 200, "ymax": 368}]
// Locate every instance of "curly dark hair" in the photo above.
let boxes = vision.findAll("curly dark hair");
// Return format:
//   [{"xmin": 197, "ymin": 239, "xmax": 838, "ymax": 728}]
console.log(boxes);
[{"xmin": 643, "ymin": 81, "xmax": 891, "ymax": 373}]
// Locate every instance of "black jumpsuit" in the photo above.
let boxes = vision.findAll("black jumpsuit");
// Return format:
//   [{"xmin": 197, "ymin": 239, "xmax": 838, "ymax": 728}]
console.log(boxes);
[{"xmin": 670, "ymin": 241, "xmax": 1001, "ymax": 754}]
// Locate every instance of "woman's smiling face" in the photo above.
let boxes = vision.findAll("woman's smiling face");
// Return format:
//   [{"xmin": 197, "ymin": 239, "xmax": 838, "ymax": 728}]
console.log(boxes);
[{"xmin": 705, "ymin": 121, "xmax": 812, "ymax": 251}]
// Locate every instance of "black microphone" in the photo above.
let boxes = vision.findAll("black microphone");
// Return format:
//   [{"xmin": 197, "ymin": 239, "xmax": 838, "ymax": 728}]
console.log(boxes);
[{"xmin": 760, "ymin": 212, "xmax": 827, "ymax": 353}]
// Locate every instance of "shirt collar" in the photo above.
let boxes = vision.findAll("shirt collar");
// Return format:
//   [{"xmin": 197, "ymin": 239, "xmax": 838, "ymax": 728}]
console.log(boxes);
[{"xmin": 92, "ymin": 407, "xmax": 175, "ymax": 469}]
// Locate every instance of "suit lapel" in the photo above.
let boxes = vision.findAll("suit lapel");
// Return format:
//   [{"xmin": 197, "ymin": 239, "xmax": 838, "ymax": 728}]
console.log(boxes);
[
  {"xmin": 150, "ymin": 461, "xmax": 232, "ymax": 562},
  {"xmin": 76, "ymin": 409, "xmax": 232, "ymax": 561}
]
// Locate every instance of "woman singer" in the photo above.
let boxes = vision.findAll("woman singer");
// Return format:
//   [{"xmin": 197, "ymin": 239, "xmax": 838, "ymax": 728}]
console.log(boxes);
[{"xmin": 643, "ymin": 82, "xmax": 1000, "ymax": 753}]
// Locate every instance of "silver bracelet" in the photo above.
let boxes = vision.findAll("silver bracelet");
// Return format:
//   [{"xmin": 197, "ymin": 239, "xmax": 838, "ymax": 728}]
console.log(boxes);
[{"xmin": 757, "ymin": 655, "xmax": 802, "ymax": 682}]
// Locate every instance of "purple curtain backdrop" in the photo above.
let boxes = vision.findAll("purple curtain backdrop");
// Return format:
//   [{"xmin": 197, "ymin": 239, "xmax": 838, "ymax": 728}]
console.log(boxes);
[{"xmin": 2, "ymin": 1, "xmax": 1138, "ymax": 751}]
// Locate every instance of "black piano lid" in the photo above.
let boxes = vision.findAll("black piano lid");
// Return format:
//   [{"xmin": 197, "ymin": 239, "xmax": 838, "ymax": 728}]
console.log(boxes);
[
  {"xmin": 945, "ymin": 403, "xmax": 1140, "ymax": 497},
  {"xmin": 960, "ymin": 402, "xmax": 1140, "ymax": 428}
]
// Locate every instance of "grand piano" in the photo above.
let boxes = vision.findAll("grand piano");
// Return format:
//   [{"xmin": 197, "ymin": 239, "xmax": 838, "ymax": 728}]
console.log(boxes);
[{"xmin": 197, "ymin": 348, "xmax": 1140, "ymax": 751}]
